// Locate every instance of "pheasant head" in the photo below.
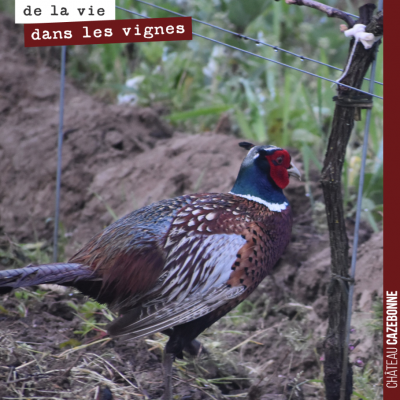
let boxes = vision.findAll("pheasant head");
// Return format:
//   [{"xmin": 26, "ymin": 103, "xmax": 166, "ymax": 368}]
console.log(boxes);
[{"xmin": 230, "ymin": 142, "xmax": 301, "ymax": 212}]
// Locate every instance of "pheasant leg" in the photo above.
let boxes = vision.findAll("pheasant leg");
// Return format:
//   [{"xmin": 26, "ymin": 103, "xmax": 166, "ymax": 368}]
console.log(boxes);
[
  {"xmin": 162, "ymin": 347, "xmax": 174, "ymax": 400},
  {"xmin": 183, "ymin": 339, "xmax": 208, "ymax": 357}
]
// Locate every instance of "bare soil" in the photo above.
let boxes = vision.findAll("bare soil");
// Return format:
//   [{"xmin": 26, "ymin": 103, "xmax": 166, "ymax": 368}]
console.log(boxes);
[{"xmin": 0, "ymin": 14, "xmax": 382, "ymax": 400}]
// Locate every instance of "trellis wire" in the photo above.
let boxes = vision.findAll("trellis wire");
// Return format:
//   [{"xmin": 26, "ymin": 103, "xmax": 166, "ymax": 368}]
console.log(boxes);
[
  {"xmin": 127, "ymin": 0, "xmax": 382, "ymax": 86},
  {"xmin": 53, "ymin": 45, "xmax": 67, "ymax": 262},
  {"xmin": 339, "ymin": 0, "xmax": 383, "ymax": 397},
  {"xmin": 116, "ymin": 5, "xmax": 383, "ymax": 100}
]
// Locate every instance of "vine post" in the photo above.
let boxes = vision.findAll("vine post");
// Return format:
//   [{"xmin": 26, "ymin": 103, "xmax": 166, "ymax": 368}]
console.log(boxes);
[{"xmin": 285, "ymin": 1, "xmax": 383, "ymax": 399}]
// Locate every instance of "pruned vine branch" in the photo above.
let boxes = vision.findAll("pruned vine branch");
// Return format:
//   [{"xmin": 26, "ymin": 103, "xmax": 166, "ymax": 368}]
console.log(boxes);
[
  {"xmin": 285, "ymin": 2, "xmax": 382, "ymax": 400},
  {"xmin": 285, "ymin": 0, "xmax": 355, "ymax": 27}
]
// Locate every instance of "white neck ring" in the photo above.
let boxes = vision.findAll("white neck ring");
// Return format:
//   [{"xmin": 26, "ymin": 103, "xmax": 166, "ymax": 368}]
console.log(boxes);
[{"xmin": 229, "ymin": 192, "xmax": 288, "ymax": 212}]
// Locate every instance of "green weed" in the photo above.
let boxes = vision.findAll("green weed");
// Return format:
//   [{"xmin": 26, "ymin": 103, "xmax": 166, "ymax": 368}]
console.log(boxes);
[
  {"xmin": 352, "ymin": 362, "xmax": 383, "ymax": 400},
  {"xmin": 67, "ymin": 299, "xmax": 115, "ymax": 336},
  {"xmin": 366, "ymin": 298, "xmax": 383, "ymax": 333}
]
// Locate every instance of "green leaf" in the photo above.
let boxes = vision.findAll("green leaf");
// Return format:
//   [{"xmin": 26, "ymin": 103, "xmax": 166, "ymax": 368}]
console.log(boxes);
[
  {"xmin": 168, "ymin": 105, "xmax": 233, "ymax": 122},
  {"xmin": 352, "ymin": 391, "xmax": 368, "ymax": 400},
  {"xmin": 252, "ymin": 114, "xmax": 267, "ymax": 142},
  {"xmin": 292, "ymin": 129, "xmax": 318, "ymax": 144},
  {"xmin": 228, "ymin": 0, "xmax": 269, "ymax": 31},
  {"xmin": 59, "ymin": 338, "xmax": 82, "ymax": 349},
  {"xmin": 0, "ymin": 305, "xmax": 9, "ymax": 314},
  {"xmin": 235, "ymin": 108, "xmax": 254, "ymax": 140}
]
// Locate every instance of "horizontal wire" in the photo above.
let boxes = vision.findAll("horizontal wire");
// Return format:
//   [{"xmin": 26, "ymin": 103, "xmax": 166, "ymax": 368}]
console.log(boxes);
[
  {"xmin": 129, "ymin": 0, "xmax": 382, "ymax": 86},
  {"xmin": 116, "ymin": 5, "xmax": 383, "ymax": 100}
]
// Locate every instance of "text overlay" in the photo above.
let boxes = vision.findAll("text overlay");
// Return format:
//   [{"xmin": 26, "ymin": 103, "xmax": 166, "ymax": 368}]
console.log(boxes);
[
  {"xmin": 16, "ymin": 0, "xmax": 116, "ymax": 24},
  {"xmin": 24, "ymin": 17, "xmax": 193, "ymax": 47}
]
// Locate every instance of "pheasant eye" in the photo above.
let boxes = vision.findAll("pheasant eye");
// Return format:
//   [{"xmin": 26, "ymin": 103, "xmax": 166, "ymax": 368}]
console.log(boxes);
[{"xmin": 276, "ymin": 156, "xmax": 283, "ymax": 165}]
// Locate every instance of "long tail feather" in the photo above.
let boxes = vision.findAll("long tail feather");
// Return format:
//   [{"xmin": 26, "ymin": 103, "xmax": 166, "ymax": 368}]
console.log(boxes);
[{"xmin": 0, "ymin": 263, "xmax": 96, "ymax": 292}]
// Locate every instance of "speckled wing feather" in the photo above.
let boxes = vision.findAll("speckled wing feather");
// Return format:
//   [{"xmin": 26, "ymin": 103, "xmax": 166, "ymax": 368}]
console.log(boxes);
[
  {"xmin": 108, "ymin": 232, "xmax": 247, "ymax": 338},
  {"xmin": 107, "ymin": 194, "xmax": 292, "ymax": 339}
]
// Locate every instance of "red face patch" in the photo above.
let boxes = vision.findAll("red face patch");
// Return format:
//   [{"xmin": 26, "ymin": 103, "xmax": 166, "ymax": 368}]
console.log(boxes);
[{"xmin": 265, "ymin": 149, "xmax": 291, "ymax": 189}]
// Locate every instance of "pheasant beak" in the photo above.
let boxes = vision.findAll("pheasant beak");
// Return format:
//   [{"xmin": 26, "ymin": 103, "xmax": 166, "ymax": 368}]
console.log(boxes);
[{"xmin": 288, "ymin": 162, "xmax": 301, "ymax": 181}]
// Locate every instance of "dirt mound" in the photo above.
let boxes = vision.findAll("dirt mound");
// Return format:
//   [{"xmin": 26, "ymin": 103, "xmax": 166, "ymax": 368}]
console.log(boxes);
[{"xmin": 0, "ymin": 15, "xmax": 248, "ymax": 256}]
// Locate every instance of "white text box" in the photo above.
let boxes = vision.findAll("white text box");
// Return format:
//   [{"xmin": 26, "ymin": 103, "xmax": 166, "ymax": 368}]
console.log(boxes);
[{"xmin": 16, "ymin": 0, "xmax": 115, "ymax": 24}]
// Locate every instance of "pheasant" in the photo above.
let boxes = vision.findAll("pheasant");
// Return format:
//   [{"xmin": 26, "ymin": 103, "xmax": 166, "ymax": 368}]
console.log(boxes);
[{"xmin": 0, "ymin": 142, "xmax": 300, "ymax": 399}]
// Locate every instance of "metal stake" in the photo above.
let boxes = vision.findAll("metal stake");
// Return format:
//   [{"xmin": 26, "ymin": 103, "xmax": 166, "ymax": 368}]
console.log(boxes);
[
  {"xmin": 53, "ymin": 45, "xmax": 67, "ymax": 263},
  {"xmin": 340, "ymin": 0, "xmax": 383, "ymax": 398}
]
